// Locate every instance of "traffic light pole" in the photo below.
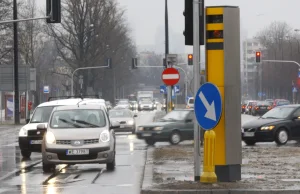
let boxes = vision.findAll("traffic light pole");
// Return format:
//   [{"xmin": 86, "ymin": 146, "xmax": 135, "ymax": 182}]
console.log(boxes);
[
  {"xmin": 193, "ymin": 0, "xmax": 201, "ymax": 181},
  {"xmin": 165, "ymin": 0, "xmax": 171, "ymax": 113},
  {"xmin": 71, "ymin": 65, "xmax": 109, "ymax": 96}
]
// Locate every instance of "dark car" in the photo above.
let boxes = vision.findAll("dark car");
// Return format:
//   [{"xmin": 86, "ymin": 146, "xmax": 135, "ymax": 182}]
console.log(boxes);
[
  {"xmin": 242, "ymin": 105, "xmax": 300, "ymax": 146},
  {"xmin": 136, "ymin": 109, "xmax": 194, "ymax": 145},
  {"xmin": 251, "ymin": 101, "xmax": 272, "ymax": 116}
]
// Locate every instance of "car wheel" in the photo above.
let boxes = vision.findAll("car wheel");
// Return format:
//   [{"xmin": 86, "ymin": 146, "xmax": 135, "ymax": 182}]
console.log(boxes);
[
  {"xmin": 21, "ymin": 150, "xmax": 31, "ymax": 159},
  {"xmin": 170, "ymin": 131, "xmax": 181, "ymax": 145},
  {"xmin": 244, "ymin": 140, "xmax": 256, "ymax": 146},
  {"xmin": 145, "ymin": 139, "xmax": 156, "ymax": 146},
  {"xmin": 275, "ymin": 128, "xmax": 289, "ymax": 145},
  {"xmin": 42, "ymin": 162, "xmax": 56, "ymax": 173},
  {"xmin": 106, "ymin": 151, "xmax": 116, "ymax": 171}
]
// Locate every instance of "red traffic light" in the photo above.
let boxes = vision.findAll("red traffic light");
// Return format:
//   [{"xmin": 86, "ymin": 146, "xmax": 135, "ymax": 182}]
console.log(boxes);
[
  {"xmin": 256, "ymin": 52, "xmax": 261, "ymax": 56},
  {"xmin": 188, "ymin": 54, "xmax": 193, "ymax": 59}
]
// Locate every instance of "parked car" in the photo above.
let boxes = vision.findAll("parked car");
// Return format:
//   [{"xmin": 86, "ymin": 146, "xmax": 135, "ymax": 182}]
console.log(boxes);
[
  {"xmin": 41, "ymin": 104, "xmax": 119, "ymax": 172},
  {"xmin": 136, "ymin": 109, "xmax": 194, "ymax": 145},
  {"xmin": 242, "ymin": 105, "xmax": 300, "ymax": 146}
]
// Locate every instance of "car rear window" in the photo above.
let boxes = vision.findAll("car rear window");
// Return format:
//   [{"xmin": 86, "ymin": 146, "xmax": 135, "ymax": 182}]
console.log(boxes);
[
  {"xmin": 188, "ymin": 99, "xmax": 194, "ymax": 104},
  {"xmin": 277, "ymin": 101, "xmax": 290, "ymax": 106}
]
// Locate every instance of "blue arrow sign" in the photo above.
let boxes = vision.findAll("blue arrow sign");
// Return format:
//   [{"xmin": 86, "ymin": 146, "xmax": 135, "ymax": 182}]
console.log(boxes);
[
  {"xmin": 174, "ymin": 85, "xmax": 180, "ymax": 93},
  {"xmin": 160, "ymin": 85, "xmax": 167, "ymax": 94},
  {"xmin": 194, "ymin": 82, "xmax": 222, "ymax": 130},
  {"xmin": 293, "ymin": 87, "xmax": 298, "ymax": 93}
]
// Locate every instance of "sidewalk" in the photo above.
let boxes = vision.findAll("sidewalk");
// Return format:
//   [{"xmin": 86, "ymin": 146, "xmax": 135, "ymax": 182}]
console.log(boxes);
[{"xmin": 141, "ymin": 142, "xmax": 300, "ymax": 194}]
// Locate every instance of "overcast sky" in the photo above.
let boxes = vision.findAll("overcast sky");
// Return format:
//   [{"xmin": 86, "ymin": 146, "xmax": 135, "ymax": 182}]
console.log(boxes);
[{"xmin": 37, "ymin": 0, "xmax": 300, "ymax": 48}]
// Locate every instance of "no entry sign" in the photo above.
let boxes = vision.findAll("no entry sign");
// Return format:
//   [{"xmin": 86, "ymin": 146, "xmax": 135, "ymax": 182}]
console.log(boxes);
[{"xmin": 162, "ymin": 68, "xmax": 180, "ymax": 86}]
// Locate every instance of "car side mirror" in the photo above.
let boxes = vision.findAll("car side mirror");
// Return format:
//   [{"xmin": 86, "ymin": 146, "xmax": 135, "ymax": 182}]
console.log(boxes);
[
  {"xmin": 110, "ymin": 121, "xmax": 120, "ymax": 129},
  {"xmin": 134, "ymin": 114, "xmax": 138, "ymax": 117},
  {"xmin": 37, "ymin": 124, "xmax": 47, "ymax": 131},
  {"xmin": 26, "ymin": 119, "xmax": 30, "ymax": 124}
]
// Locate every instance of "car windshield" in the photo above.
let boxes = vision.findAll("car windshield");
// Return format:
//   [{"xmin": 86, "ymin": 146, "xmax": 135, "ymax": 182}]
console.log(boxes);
[
  {"xmin": 161, "ymin": 110, "xmax": 190, "ymax": 121},
  {"xmin": 50, "ymin": 109, "xmax": 106, "ymax": 128},
  {"xmin": 109, "ymin": 110, "xmax": 132, "ymax": 118},
  {"xmin": 141, "ymin": 98, "xmax": 152, "ymax": 102},
  {"xmin": 30, "ymin": 106, "xmax": 55, "ymax": 123},
  {"xmin": 261, "ymin": 107, "xmax": 295, "ymax": 119}
]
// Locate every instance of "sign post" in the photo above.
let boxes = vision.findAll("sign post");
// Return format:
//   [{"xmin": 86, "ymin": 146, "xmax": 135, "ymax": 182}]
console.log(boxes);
[{"xmin": 162, "ymin": 67, "xmax": 180, "ymax": 112}]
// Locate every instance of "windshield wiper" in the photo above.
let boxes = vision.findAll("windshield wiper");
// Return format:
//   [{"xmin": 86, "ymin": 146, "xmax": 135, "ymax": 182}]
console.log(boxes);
[
  {"xmin": 59, "ymin": 118, "xmax": 81, "ymax": 128},
  {"xmin": 74, "ymin": 120, "xmax": 100, "ymax": 128}
]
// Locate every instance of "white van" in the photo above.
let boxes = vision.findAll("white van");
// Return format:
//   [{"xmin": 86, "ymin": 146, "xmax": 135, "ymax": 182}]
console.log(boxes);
[
  {"xmin": 186, "ymin": 97, "xmax": 194, "ymax": 109},
  {"xmin": 18, "ymin": 98, "xmax": 102, "ymax": 159}
]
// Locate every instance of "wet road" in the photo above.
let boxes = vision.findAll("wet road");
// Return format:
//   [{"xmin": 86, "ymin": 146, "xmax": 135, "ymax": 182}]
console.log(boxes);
[{"xmin": 0, "ymin": 111, "xmax": 156, "ymax": 194}]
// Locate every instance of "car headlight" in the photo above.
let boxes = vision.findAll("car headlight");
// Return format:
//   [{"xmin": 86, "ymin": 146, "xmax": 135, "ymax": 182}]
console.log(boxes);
[
  {"xmin": 46, "ymin": 131, "xmax": 56, "ymax": 144},
  {"xmin": 19, "ymin": 127, "xmax": 27, "ymax": 137},
  {"xmin": 138, "ymin": 127, "xmax": 144, "ymax": 131},
  {"xmin": 127, "ymin": 120, "xmax": 134, "ymax": 125},
  {"xmin": 153, "ymin": 127, "xmax": 163, "ymax": 131},
  {"xmin": 100, "ymin": 130, "xmax": 110, "ymax": 142},
  {"xmin": 260, "ymin": 126, "xmax": 275, "ymax": 130}
]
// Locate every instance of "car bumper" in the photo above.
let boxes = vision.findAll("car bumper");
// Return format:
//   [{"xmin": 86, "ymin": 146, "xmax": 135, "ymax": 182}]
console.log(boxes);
[
  {"xmin": 242, "ymin": 131, "xmax": 274, "ymax": 142},
  {"xmin": 114, "ymin": 125, "xmax": 135, "ymax": 132},
  {"xmin": 43, "ymin": 147, "xmax": 114, "ymax": 164},
  {"xmin": 19, "ymin": 137, "xmax": 43, "ymax": 152},
  {"xmin": 136, "ymin": 131, "xmax": 168, "ymax": 140}
]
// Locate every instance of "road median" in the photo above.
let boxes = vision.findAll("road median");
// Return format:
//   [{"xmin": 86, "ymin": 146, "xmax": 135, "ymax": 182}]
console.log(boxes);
[{"xmin": 141, "ymin": 142, "xmax": 300, "ymax": 194}]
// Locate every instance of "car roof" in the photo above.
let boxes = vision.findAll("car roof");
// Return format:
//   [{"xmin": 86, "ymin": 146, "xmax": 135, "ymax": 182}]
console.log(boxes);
[
  {"xmin": 53, "ymin": 104, "xmax": 106, "ymax": 111},
  {"xmin": 37, "ymin": 99, "xmax": 84, "ymax": 107}
]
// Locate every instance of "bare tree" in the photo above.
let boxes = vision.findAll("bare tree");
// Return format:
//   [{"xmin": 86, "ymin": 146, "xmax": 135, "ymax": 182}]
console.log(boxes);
[
  {"xmin": 46, "ymin": 0, "xmax": 136, "ymax": 97},
  {"xmin": 0, "ymin": 0, "xmax": 13, "ymax": 64},
  {"xmin": 256, "ymin": 21, "xmax": 299, "ymax": 101}
]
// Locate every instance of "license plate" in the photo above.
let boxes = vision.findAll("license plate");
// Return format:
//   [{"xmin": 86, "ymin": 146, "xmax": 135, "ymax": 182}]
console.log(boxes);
[
  {"xmin": 244, "ymin": 132, "xmax": 254, "ymax": 137},
  {"xmin": 142, "ymin": 133, "xmax": 151, "ymax": 137},
  {"xmin": 120, "ymin": 125, "xmax": 125, "ymax": 128},
  {"xmin": 66, "ymin": 149, "xmax": 89, "ymax": 155},
  {"xmin": 260, "ymin": 107, "xmax": 266, "ymax": 109},
  {"xmin": 30, "ymin": 140, "xmax": 42, "ymax": 144}
]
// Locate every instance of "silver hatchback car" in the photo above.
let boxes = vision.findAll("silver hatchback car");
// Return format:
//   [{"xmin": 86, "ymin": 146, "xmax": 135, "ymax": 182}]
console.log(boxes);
[{"xmin": 39, "ymin": 104, "xmax": 120, "ymax": 173}]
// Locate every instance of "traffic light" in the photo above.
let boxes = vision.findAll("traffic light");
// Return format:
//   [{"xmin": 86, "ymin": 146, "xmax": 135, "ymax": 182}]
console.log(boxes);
[
  {"xmin": 188, "ymin": 54, "xmax": 193, "ymax": 65},
  {"xmin": 255, "ymin": 51, "xmax": 261, "ymax": 63},
  {"xmin": 107, "ymin": 58, "xmax": 112, "ymax": 69},
  {"xmin": 183, "ymin": 0, "xmax": 204, "ymax": 45},
  {"xmin": 163, "ymin": 58, "xmax": 167, "ymax": 69},
  {"xmin": 46, "ymin": 0, "xmax": 61, "ymax": 23},
  {"xmin": 132, "ymin": 58, "xmax": 138, "ymax": 69}
]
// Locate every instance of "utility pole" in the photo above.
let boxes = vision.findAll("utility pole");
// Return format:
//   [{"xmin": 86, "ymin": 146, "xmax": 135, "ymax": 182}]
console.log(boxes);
[
  {"xmin": 13, "ymin": 0, "xmax": 20, "ymax": 124},
  {"xmin": 193, "ymin": 0, "xmax": 201, "ymax": 181},
  {"xmin": 165, "ymin": 0, "xmax": 170, "ymax": 113}
]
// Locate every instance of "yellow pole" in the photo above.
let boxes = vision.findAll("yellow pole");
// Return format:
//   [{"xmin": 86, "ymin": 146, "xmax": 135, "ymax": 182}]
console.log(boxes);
[{"xmin": 200, "ymin": 130, "xmax": 217, "ymax": 183}]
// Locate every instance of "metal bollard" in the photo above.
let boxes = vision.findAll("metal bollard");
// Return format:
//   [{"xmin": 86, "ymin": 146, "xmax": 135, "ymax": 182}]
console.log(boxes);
[{"xmin": 200, "ymin": 130, "xmax": 217, "ymax": 183}]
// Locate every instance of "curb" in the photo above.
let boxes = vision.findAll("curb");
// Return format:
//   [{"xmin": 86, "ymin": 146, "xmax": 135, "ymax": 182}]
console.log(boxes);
[
  {"xmin": 141, "ymin": 147, "xmax": 154, "ymax": 190},
  {"xmin": 140, "ymin": 147, "xmax": 300, "ymax": 194},
  {"xmin": 141, "ymin": 189, "xmax": 300, "ymax": 194}
]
